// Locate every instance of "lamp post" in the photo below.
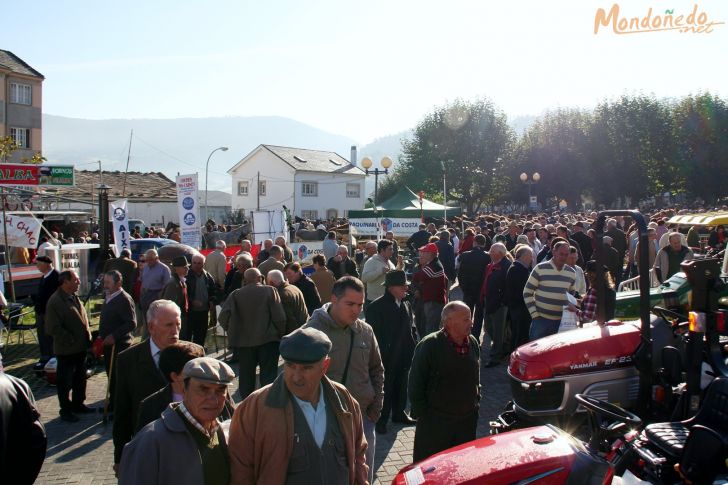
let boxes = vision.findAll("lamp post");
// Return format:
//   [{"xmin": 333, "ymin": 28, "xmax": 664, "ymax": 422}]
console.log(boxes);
[
  {"xmin": 361, "ymin": 156, "xmax": 392, "ymax": 239},
  {"xmin": 204, "ymin": 146, "xmax": 229, "ymax": 224},
  {"xmin": 519, "ymin": 172, "xmax": 541, "ymax": 211},
  {"xmin": 441, "ymin": 161, "xmax": 447, "ymax": 221}
]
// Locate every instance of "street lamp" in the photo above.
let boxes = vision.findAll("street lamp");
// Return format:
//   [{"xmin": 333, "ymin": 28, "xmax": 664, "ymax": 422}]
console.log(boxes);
[
  {"xmin": 361, "ymin": 156, "xmax": 392, "ymax": 238},
  {"xmin": 519, "ymin": 172, "xmax": 541, "ymax": 211},
  {"xmin": 204, "ymin": 146, "xmax": 229, "ymax": 224}
]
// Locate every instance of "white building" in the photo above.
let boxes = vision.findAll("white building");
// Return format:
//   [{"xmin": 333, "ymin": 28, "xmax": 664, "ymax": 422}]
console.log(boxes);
[{"xmin": 228, "ymin": 145, "xmax": 366, "ymax": 220}]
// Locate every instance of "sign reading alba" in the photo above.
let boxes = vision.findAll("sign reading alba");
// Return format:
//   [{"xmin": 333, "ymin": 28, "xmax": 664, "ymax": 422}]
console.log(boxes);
[{"xmin": 0, "ymin": 164, "xmax": 75, "ymax": 186}]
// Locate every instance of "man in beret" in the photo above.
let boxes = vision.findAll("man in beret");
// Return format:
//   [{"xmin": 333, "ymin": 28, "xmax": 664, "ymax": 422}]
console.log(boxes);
[
  {"xmin": 32, "ymin": 255, "xmax": 60, "ymax": 370},
  {"xmin": 228, "ymin": 327, "xmax": 369, "ymax": 484},
  {"xmin": 118, "ymin": 357, "xmax": 235, "ymax": 485}
]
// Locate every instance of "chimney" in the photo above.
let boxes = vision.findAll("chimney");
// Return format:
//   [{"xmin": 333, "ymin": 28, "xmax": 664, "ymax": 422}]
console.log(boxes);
[{"xmin": 350, "ymin": 145, "xmax": 357, "ymax": 166}]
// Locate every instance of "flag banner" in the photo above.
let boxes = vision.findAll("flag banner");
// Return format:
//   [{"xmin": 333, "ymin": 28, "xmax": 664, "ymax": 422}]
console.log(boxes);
[
  {"xmin": 110, "ymin": 199, "xmax": 130, "ymax": 256},
  {"xmin": 176, "ymin": 174, "xmax": 200, "ymax": 249}
]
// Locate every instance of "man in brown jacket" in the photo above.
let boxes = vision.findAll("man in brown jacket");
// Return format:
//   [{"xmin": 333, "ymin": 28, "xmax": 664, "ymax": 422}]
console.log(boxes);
[
  {"xmin": 228, "ymin": 327, "xmax": 369, "ymax": 484},
  {"xmin": 310, "ymin": 254, "xmax": 336, "ymax": 303},
  {"xmin": 266, "ymin": 269, "xmax": 308, "ymax": 335},
  {"xmin": 45, "ymin": 270, "xmax": 93, "ymax": 422},
  {"xmin": 257, "ymin": 245, "xmax": 285, "ymax": 277},
  {"xmin": 218, "ymin": 268, "xmax": 286, "ymax": 400}
]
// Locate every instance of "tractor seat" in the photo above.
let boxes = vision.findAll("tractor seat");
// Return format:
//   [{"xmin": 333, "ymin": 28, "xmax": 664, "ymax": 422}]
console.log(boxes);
[
  {"xmin": 644, "ymin": 377, "xmax": 728, "ymax": 459},
  {"xmin": 644, "ymin": 422, "xmax": 689, "ymax": 458}
]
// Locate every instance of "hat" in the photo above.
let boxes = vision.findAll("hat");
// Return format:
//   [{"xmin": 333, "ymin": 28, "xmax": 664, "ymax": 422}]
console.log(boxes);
[
  {"xmin": 35, "ymin": 255, "xmax": 52, "ymax": 264},
  {"xmin": 418, "ymin": 242, "xmax": 439, "ymax": 254},
  {"xmin": 382, "ymin": 270, "xmax": 409, "ymax": 287},
  {"xmin": 279, "ymin": 327, "xmax": 332, "ymax": 364},
  {"xmin": 172, "ymin": 256, "xmax": 189, "ymax": 267},
  {"xmin": 182, "ymin": 357, "xmax": 235, "ymax": 385}
]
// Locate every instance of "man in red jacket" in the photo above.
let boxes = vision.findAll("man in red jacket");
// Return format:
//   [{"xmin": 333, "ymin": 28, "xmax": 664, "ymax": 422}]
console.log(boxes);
[{"xmin": 412, "ymin": 243, "xmax": 448, "ymax": 337}]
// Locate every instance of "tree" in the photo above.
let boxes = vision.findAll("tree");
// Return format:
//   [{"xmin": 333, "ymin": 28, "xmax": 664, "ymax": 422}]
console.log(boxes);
[
  {"xmin": 0, "ymin": 136, "xmax": 18, "ymax": 163},
  {"xmin": 398, "ymin": 98, "xmax": 516, "ymax": 214}
]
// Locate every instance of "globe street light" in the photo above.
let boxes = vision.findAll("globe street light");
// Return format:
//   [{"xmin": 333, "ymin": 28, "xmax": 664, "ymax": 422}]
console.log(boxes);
[
  {"xmin": 361, "ymin": 156, "xmax": 392, "ymax": 237},
  {"xmin": 204, "ymin": 146, "xmax": 229, "ymax": 224},
  {"xmin": 520, "ymin": 172, "xmax": 541, "ymax": 211}
]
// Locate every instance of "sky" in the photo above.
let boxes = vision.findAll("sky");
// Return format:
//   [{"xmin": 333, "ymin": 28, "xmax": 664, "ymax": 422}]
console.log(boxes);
[{"xmin": 6, "ymin": 0, "xmax": 728, "ymax": 144}]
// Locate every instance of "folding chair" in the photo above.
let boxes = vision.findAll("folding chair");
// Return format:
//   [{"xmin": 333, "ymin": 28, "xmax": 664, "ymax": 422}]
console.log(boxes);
[{"xmin": 1, "ymin": 302, "xmax": 38, "ymax": 346}]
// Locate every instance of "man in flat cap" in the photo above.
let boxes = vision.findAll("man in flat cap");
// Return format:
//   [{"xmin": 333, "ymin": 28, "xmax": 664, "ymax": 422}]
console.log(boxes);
[
  {"xmin": 162, "ymin": 256, "xmax": 190, "ymax": 336},
  {"xmin": 118, "ymin": 357, "xmax": 235, "ymax": 485},
  {"xmin": 228, "ymin": 327, "xmax": 369, "ymax": 485}
]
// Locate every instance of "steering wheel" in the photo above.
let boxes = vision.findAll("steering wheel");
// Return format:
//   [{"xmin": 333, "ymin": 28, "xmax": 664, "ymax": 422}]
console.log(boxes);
[
  {"xmin": 651, "ymin": 306, "xmax": 688, "ymax": 328},
  {"xmin": 575, "ymin": 394, "xmax": 642, "ymax": 452}
]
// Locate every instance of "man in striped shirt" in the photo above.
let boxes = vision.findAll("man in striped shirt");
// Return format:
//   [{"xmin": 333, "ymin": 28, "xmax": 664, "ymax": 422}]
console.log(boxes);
[{"xmin": 523, "ymin": 241, "xmax": 577, "ymax": 341}]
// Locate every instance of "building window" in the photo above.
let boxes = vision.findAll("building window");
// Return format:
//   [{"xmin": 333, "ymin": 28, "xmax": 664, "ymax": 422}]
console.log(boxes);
[
  {"xmin": 301, "ymin": 210, "xmax": 318, "ymax": 219},
  {"xmin": 10, "ymin": 83, "xmax": 32, "ymax": 105},
  {"xmin": 10, "ymin": 128, "xmax": 30, "ymax": 148},
  {"xmin": 258, "ymin": 180, "xmax": 266, "ymax": 196},
  {"xmin": 301, "ymin": 181, "xmax": 318, "ymax": 197},
  {"xmin": 326, "ymin": 209, "xmax": 338, "ymax": 219},
  {"xmin": 346, "ymin": 183, "xmax": 360, "ymax": 198},
  {"xmin": 237, "ymin": 181, "xmax": 249, "ymax": 196}
]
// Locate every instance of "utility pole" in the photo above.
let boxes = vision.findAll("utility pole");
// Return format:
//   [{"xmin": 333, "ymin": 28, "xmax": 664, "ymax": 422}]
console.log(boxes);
[
  {"xmin": 441, "ymin": 161, "xmax": 447, "ymax": 221},
  {"xmin": 257, "ymin": 172, "xmax": 260, "ymax": 211}
]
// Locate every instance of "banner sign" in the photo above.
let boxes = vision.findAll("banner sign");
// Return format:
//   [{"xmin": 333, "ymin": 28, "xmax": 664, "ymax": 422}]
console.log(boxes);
[
  {"xmin": 0, "ymin": 214, "xmax": 41, "ymax": 248},
  {"xmin": 349, "ymin": 217, "xmax": 421, "ymax": 237},
  {"xmin": 110, "ymin": 199, "xmax": 130, "ymax": 256},
  {"xmin": 176, "ymin": 174, "xmax": 200, "ymax": 249},
  {"xmin": 289, "ymin": 242, "xmax": 324, "ymax": 265},
  {"xmin": 0, "ymin": 215, "xmax": 41, "ymax": 249},
  {"xmin": 0, "ymin": 164, "xmax": 75, "ymax": 187}
]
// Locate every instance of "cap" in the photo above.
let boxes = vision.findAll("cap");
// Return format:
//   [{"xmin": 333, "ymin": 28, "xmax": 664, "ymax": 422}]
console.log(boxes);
[
  {"xmin": 418, "ymin": 242, "xmax": 439, "ymax": 254},
  {"xmin": 280, "ymin": 327, "xmax": 332, "ymax": 364},
  {"xmin": 182, "ymin": 357, "xmax": 235, "ymax": 385},
  {"xmin": 172, "ymin": 256, "xmax": 189, "ymax": 267},
  {"xmin": 382, "ymin": 270, "xmax": 409, "ymax": 287},
  {"xmin": 35, "ymin": 255, "xmax": 52, "ymax": 264}
]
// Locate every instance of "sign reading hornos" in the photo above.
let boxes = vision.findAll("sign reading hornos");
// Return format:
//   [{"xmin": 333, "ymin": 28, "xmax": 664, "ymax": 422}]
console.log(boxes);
[{"xmin": 0, "ymin": 164, "xmax": 75, "ymax": 186}]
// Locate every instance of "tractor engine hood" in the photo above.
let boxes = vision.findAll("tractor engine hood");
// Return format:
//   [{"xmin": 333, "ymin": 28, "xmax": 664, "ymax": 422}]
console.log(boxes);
[{"xmin": 509, "ymin": 320, "xmax": 642, "ymax": 380}]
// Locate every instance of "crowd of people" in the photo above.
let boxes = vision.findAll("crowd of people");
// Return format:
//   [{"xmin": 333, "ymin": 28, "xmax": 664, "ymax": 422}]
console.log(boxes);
[{"xmin": 1, "ymin": 204, "xmax": 725, "ymax": 484}]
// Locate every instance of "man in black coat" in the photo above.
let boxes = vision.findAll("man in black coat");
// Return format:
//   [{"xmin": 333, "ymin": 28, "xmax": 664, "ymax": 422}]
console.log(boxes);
[
  {"xmin": 102, "ymin": 249, "xmax": 138, "ymax": 296},
  {"xmin": 435, "ymin": 231, "xmax": 456, "ymax": 283},
  {"xmin": 407, "ymin": 224, "xmax": 431, "ymax": 253},
  {"xmin": 365, "ymin": 270, "xmax": 417, "ymax": 435},
  {"xmin": 570, "ymin": 222, "xmax": 593, "ymax": 263},
  {"xmin": 0, "ymin": 370, "xmax": 47, "ymax": 484},
  {"xmin": 285, "ymin": 262, "xmax": 321, "ymax": 316},
  {"xmin": 456, "ymin": 235, "xmax": 491, "ymax": 341},
  {"xmin": 326, "ymin": 245, "xmax": 359, "ymax": 279},
  {"xmin": 186, "ymin": 254, "xmax": 219, "ymax": 346},
  {"xmin": 113, "ymin": 299, "xmax": 180, "ymax": 472},
  {"xmin": 505, "ymin": 245, "xmax": 534, "ymax": 349},
  {"xmin": 99, "ymin": 270, "xmax": 137, "ymax": 413},
  {"xmin": 32, "ymin": 255, "xmax": 60, "ymax": 368},
  {"xmin": 481, "ymin": 243, "xmax": 511, "ymax": 366}
]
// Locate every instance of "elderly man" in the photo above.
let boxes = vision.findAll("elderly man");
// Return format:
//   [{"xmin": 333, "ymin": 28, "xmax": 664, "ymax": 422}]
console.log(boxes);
[
  {"xmin": 258, "ymin": 245, "xmax": 286, "ymax": 277},
  {"xmin": 103, "ymin": 249, "xmax": 138, "ymax": 295},
  {"xmin": 366, "ymin": 270, "xmax": 417, "ymax": 435},
  {"xmin": 285, "ymin": 262, "xmax": 322, "ymax": 316},
  {"xmin": 99, "ymin": 270, "xmax": 137, "ymax": 412},
  {"xmin": 224, "ymin": 253, "xmax": 253, "ymax": 297},
  {"xmin": 186, "ymin": 254, "xmax": 218, "ymax": 346},
  {"xmin": 409, "ymin": 301, "xmax": 480, "ymax": 463},
  {"xmin": 523, "ymin": 241, "xmax": 577, "ymax": 341},
  {"xmin": 358, "ymin": 240, "xmax": 378, "ymax": 274},
  {"xmin": 275, "ymin": 236, "xmax": 294, "ymax": 263},
  {"xmin": 45, "ymin": 270, "xmax": 94, "ymax": 422},
  {"xmin": 310, "ymin": 254, "xmax": 336, "ymax": 303},
  {"xmin": 257, "ymin": 238, "xmax": 274, "ymax": 266},
  {"xmin": 118, "ymin": 357, "xmax": 235, "ymax": 485},
  {"xmin": 480, "ymin": 242, "xmax": 511, "ymax": 367},
  {"xmin": 411, "ymin": 243, "xmax": 448, "ymax": 337},
  {"xmin": 228, "ymin": 327, "xmax": 369, "ymax": 484},
  {"xmin": 32, "ymin": 255, "xmax": 60, "ymax": 369},
  {"xmin": 267, "ymin": 269, "xmax": 308, "ymax": 335},
  {"xmin": 506, "ymin": 245, "xmax": 534, "ymax": 349},
  {"xmin": 304, "ymin": 276, "xmax": 384, "ymax": 484},
  {"xmin": 140, "ymin": 249, "xmax": 172, "ymax": 320},
  {"xmin": 360, "ymin": 239, "xmax": 402, "ymax": 309},
  {"xmin": 113, "ymin": 300, "xmax": 181, "ymax": 471},
  {"xmin": 162, "ymin": 256, "xmax": 190, "ymax": 333},
  {"xmin": 327, "ymin": 245, "xmax": 359, "ymax": 279},
  {"xmin": 219, "ymin": 268, "xmax": 286, "ymax": 400},
  {"xmin": 456, "ymin": 234, "xmax": 491, "ymax": 340},
  {"xmin": 204, "ymin": 240, "xmax": 228, "ymax": 289},
  {"xmin": 654, "ymin": 232, "xmax": 694, "ymax": 283},
  {"xmin": 323, "ymin": 231, "xmax": 339, "ymax": 261}
]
